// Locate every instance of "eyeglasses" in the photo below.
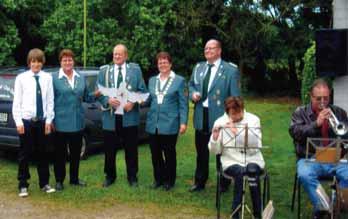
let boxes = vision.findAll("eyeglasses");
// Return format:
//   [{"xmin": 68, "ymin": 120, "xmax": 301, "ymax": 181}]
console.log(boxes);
[
  {"xmin": 312, "ymin": 96, "xmax": 330, "ymax": 102},
  {"xmin": 204, "ymin": 47, "xmax": 218, "ymax": 51}
]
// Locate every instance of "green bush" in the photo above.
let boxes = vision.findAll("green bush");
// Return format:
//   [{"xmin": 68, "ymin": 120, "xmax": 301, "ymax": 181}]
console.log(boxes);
[{"xmin": 301, "ymin": 42, "xmax": 316, "ymax": 104}]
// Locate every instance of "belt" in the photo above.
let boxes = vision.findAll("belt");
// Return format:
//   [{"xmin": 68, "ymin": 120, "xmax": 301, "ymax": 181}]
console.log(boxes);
[
  {"xmin": 31, "ymin": 117, "xmax": 40, "ymax": 122},
  {"xmin": 23, "ymin": 117, "xmax": 45, "ymax": 123}
]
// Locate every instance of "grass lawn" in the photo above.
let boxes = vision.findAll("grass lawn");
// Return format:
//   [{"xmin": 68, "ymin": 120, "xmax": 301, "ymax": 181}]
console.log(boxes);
[{"xmin": 0, "ymin": 97, "xmax": 316, "ymax": 218}]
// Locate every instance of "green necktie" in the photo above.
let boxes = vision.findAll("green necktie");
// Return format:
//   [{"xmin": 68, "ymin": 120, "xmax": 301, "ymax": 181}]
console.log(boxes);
[
  {"xmin": 34, "ymin": 75, "xmax": 43, "ymax": 119},
  {"xmin": 202, "ymin": 64, "xmax": 213, "ymax": 101},
  {"xmin": 117, "ymin": 66, "xmax": 123, "ymax": 88}
]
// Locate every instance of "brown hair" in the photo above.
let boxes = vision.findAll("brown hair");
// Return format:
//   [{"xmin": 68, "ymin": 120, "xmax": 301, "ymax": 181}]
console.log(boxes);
[
  {"xmin": 59, "ymin": 49, "xmax": 75, "ymax": 62},
  {"xmin": 156, "ymin": 51, "xmax": 172, "ymax": 64},
  {"xmin": 27, "ymin": 48, "xmax": 45, "ymax": 65},
  {"xmin": 224, "ymin": 96, "xmax": 244, "ymax": 114}
]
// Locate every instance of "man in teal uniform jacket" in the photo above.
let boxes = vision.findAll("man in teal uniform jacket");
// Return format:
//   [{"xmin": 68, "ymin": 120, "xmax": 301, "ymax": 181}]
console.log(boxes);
[
  {"xmin": 188, "ymin": 39, "xmax": 241, "ymax": 192},
  {"xmin": 97, "ymin": 44, "xmax": 146, "ymax": 187}
]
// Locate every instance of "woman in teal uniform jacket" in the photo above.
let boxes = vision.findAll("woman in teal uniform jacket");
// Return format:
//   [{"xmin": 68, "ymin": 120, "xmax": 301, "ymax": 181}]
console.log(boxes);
[
  {"xmin": 52, "ymin": 49, "xmax": 99, "ymax": 191},
  {"xmin": 145, "ymin": 52, "xmax": 188, "ymax": 191}
]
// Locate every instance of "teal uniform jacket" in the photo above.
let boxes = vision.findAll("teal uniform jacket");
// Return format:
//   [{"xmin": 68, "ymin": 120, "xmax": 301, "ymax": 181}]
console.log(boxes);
[
  {"xmin": 52, "ymin": 70, "xmax": 95, "ymax": 132},
  {"xmin": 145, "ymin": 73, "xmax": 188, "ymax": 135},
  {"xmin": 188, "ymin": 60, "xmax": 241, "ymax": 131},
  {"xmin": 96, "ymin": 63, "xmax": 146, "ymax": 130}
]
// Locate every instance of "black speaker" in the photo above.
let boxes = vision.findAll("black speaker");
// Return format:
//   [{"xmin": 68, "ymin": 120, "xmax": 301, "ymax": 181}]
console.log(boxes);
[{"xmin": 316, "ymin": 29, "xmax": 348, "ymax": 77}]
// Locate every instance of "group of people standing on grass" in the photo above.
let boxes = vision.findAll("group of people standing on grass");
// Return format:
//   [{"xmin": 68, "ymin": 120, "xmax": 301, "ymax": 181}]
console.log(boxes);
[
  {"xmin": 13, "ymin": 37, "xmax": 348, "ymax": 219},
  {"xmin": 10, "ymin": 38, "xmax": 264, "ymax": 219}
]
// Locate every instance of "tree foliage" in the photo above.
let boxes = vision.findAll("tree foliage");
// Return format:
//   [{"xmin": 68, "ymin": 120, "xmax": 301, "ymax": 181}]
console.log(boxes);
[
  {"xmin": 1, "ymin": 0, "xmax": 334, "ymax": 95},
  {"xmin": 0, "ymin": 1, "xmax": 21, "ymax": 65},
  {"xmin": 41, "ymin": 0, "xmax": 121, "ymax": 66},
  {"xmin": 301, "ymin": 42, "xmax": 316, "ymax": 104}
]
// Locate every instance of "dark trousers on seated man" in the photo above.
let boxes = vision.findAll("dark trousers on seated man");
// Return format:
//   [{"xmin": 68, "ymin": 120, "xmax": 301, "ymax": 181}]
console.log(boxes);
[
  {"xmin": 18, "ymin": 119, "xmax": 50, "ymax": 189},
  {"xmin": 194, "ymin": 107, "xmax": 230, "ymax": 190},
  {"xmin": 54, "ymin": 131, "xmax": 83, "ymax": 184},
  {"xmin": 104, "ymin": 115, "xmax": 138, "ymax": 184},
  {"xmin": 224, "ymin": 163, "xmax": 262, "ymax": 219}
]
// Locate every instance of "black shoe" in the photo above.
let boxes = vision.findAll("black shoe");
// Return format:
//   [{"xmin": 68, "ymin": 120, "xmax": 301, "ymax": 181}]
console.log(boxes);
[
  {"xmin": 313, "ymin": 210, "xmax": 329, "ymax": 219},
  {"xmin": 55, "ymin": 182, "xmax": 64, "ymax": 191},
  {"xmin": 70, "ymin": 180, "xmax": 87, "ymax": 187},
  {"xmin": 189, "ymin": 184, "xmax": 205, "ymax": 192},
  {"xmin": 103, "ymin": 178, "xmax": 114, "ymax": 188},
  {"xmin": 151, "ymin": 181, "xmax": 163, "ymax": 189},
  {"xmin": 164, "ymin": 184, "xmax": 174, "ymax": 191}
]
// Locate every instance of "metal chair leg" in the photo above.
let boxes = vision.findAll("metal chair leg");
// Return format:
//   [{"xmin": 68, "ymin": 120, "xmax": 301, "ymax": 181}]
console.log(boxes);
[
  {"xmin": 298, "ymin": 178, "xmax": 301, "ymax": 219},
  {"xmin": 216, "ymin": 169, "xmax": 221, "ymax": 219},
  {"xmin": 263, "ymin": 173, "xmax": 266, "ymax": 209},
  {"xmin": 291, "ymin": 172, "xmax": 298, "ymax": 211},
  {"xmin": 262, "ymin": 172, "xmax": 270, "ymax": 209},
  {"xmin": 267, "ymin": 173, "xmax": 270, "ymax": 203}
]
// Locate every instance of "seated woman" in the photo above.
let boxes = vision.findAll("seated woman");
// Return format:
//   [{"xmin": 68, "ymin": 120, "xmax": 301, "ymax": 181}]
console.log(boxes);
[{"xmin": 209, "ymin": 96, "xmax": 265, "ymax": 219}]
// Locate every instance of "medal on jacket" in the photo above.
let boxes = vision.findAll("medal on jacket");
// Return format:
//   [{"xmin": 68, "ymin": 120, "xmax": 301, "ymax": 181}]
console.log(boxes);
[{"xmin": 156, "ymin": 77, "xmax": 172, "ymax": 105}]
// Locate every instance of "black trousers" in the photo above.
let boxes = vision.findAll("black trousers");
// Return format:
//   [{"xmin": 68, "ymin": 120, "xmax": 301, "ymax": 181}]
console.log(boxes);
[
  {"xmin": 194, "ymin": 108, "xmax": 230, "ymax": 188},
  {"xmin": 17, "ymin": 119, "xmax": 50, "ymax": 189},
  {"xmin": 149, "ymin": 132, "xmax": 178, "ymax": 186},
  {"xmin": 53, "ymin": 131, "xmax": 83, "ymax": 184},
  {"xmin": 224, "ymin": 163, "xmax": 262, "ymax": 219},
  {"xmin": 103, "ymin": 115, "xmax": 138, "ymax": 182}
]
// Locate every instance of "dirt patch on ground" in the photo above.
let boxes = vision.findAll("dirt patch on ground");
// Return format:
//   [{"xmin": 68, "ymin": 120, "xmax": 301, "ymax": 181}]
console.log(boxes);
[{"xmin": 0, "ymin": 192, "xmax": 214, "ymax": 219}]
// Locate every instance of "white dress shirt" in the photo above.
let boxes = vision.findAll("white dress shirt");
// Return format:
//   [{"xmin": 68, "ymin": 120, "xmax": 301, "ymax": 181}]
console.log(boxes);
[
  {"xmin": 202, "ymin": 58, "xmax": 221, "ymax": 107},
  {"xmin": 208, "ymin": 111, "xmax": 265, "ymax": 170},
  {"xmin": 12, "ymin": 70, "xmax": 55, "ymax": 126},
  {"xmin": 114, "ymin": 63, "xmax": 126, "ymax": 87},
  {"xmin": 58, "ymin": 68, "xmax": 80, "ymax": 89}
]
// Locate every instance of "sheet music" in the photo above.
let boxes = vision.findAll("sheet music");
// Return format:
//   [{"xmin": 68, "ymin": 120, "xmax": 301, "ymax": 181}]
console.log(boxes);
[
  {"xmin": 115, "ymin": 82, "xmax": 127, "ymax": 115},
  {"xmin": 98, "ymin": 83, "xmax": 127, "ymax": 115},
  {"xmin": 98, "ymin": 83, "xmax": 149, "ymax": 115},
  {"xmin": 220, "ymin": 124, "xmax": 261, "ymax": 149},
  {"xmin": 128, "ymin": 92, "xmax": 149, "ymax": 103},
  {"xmin": 98, "ymin": 84, "xmax": 117, "ymax": 98}
]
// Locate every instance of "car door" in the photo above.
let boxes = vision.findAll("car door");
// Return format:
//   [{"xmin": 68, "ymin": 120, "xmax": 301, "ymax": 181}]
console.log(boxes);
[
  {"xmin": 0, "ymin": 73, "xmax": 20, "ymax": 150},
  {"xmin": 82, "ymin": 71, "xmax": 103, "ymax": 143}
]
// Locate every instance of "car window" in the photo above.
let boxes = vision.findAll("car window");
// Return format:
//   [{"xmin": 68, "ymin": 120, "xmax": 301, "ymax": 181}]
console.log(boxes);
[
  {"xmin": 0, "ymin": 75, "xmax": 16, "ymax": 101},
  {"xmin": 86, "ymin": 75, "xmax": 97, "ymax": 91}
]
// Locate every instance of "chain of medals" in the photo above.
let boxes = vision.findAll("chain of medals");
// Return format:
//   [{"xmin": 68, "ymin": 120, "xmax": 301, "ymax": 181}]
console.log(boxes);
[{"xmin": 155, "ymin": 75, "xmax": 173, "ymax": 104}]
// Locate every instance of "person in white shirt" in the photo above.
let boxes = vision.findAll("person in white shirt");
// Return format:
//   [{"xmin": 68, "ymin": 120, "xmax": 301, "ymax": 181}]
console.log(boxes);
[
  {"xmin": 12, "ymin": 48, "xmax": 55, "ymax": 197},
  {"xmin": 209, "ymin": 96, "xmax": 264, "ymax": 219}
]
